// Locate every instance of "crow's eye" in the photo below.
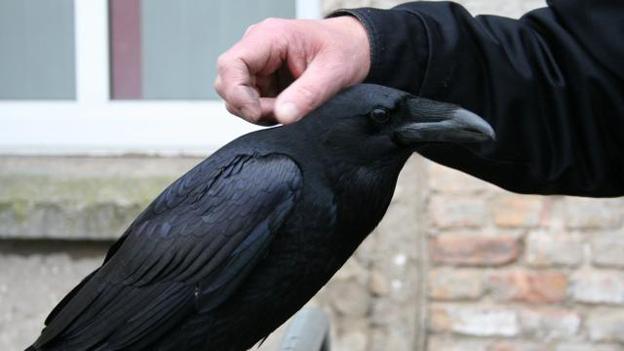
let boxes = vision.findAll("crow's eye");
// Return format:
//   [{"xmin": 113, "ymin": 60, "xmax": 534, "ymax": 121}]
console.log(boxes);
[{"xmin": 369, "ymin": 108, "xmax": 390, "ymax": 124}]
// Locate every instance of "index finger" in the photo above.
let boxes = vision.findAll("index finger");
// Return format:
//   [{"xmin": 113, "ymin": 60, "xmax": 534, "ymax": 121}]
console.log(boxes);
[{"xmin": 214, "ymin": 31, "xmax": 285, "ymax": 121}]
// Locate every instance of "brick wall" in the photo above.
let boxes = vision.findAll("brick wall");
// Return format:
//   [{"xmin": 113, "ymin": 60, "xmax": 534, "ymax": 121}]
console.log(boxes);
[{"xmin": 425, "ymin": 163, "xmax": 624, "ymax": 350}]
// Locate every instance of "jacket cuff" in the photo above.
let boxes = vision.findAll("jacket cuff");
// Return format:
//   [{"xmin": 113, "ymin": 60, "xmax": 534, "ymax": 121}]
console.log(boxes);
[{"xmin": 328, "ymin": 7, "xmax": 430, "ymax": 95}]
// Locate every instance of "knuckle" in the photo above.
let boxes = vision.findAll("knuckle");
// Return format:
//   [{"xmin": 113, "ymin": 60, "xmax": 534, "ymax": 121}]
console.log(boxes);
[
  {"xmin": 244, "ymin": 23, "xmax": 257, "ymax": 36},
  {"xmin": 216, "ymin": 53, "xmax": 229, "ymax": 68},
  {"xmin": 213, "ymin": 77, "xmax": 223, "ymax": 94},
  {"xmin": 261, "ymin": 17, "xmax": 284, "ymax": 30}
]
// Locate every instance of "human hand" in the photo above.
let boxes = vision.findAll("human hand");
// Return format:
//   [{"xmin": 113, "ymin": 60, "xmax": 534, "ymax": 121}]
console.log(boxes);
[{"xmin": 214, "ymin": 16, "xmax": 370, "ymax": 125}]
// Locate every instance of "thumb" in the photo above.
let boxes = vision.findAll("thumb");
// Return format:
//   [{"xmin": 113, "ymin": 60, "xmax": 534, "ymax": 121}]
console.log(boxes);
[{"xmin": 274, "ymin": 58, "xmax": 346, "ymax": 124}]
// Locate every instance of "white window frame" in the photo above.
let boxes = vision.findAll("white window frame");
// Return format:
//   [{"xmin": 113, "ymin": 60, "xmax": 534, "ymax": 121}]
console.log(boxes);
[{"xmin": 0, "ymin": 0, "xmax": 321, "ymax": 156}]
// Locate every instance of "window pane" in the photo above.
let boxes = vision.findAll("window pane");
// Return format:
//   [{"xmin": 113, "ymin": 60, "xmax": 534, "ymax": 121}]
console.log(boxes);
[
  {"xmin": 0, "ymin": 0, "xmax": 76, "ymax": 99},
  {"xmin": 110, "ymin": 0, "xmax": 296, "ymax": 100}
]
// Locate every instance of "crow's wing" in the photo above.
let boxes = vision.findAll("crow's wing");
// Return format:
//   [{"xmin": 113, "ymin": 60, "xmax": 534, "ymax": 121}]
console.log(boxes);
[{"xmin": 33, "ymin": 153, "xmax": 302, "ymax": 350}]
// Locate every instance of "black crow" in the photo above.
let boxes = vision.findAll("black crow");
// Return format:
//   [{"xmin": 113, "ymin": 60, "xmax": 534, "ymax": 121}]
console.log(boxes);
[{"xmin": 28, "ymin": 84, "xmax": 494, "ymax": 351}]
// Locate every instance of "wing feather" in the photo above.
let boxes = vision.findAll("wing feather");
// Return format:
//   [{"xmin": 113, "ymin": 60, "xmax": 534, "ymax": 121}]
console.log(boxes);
[{"xmin": 33, "ymin": 153, "xmax": 301, "ymax": 350}]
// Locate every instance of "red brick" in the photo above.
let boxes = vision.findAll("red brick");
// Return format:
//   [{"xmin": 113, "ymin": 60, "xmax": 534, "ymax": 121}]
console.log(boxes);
[
  {"xmin": 486, "ymin": 270, "xmax": 568, "ymax": 303},
  {"xmin": 427, "ymin": 338, "xmax": 541, "ymax": 351},
  {"xmin": 493, "ymin": 195, "xmax": 543, "ymax": 228},
  {"xmin": 430, "ymin": 235, "xmax": 520, "ymax": 266},
  {"xmin": 430, "ymin": 304, "xmax": 519, "ymax": 337},
  {"xmin": 592, "ymin": 231, "xmax": 624, "ymax": 268},
  {"xmin": 562, "ymin": 197, "xmax": 624, "ymax": 229},
  {"xmin": 519, "ymin": 307, "xmax": 580, "ymax": 339},
  {"xmin": 526, "ymin": 230, "xmax": 583, "ymax": 267},
  {"xmin": 570, "ymin": 271, "xmax": 624, "ymax": 305},
  {"xmin": 587, "ymin": 309, "xmax": 624, "ymax": 343},
  {"xmin": 429, "ymin": 163, "xmax": 492, "ymax": 194},
  {"xmin": 430, "ymin": 196, "xmax": 488, "ymax": 229},
  {"xmin": 486, "ymin": 341, "xmax": 544, "ymax": 351},
  {"xmin": 555, "ymin": 343, "xmax": 622, "ymax": 351},
  {"xmin": 428, "ymin": 268, "xmax": 483, "ymax": 300}
]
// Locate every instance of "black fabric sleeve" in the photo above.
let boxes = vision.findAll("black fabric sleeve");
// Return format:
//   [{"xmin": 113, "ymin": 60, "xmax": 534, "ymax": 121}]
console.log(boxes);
[{"xmin": 331, "ymin": 1, "xmax": 624, "ymax": 197}]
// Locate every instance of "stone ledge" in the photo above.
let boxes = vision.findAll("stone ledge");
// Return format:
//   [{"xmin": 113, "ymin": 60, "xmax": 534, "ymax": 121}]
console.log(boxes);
[{"xmin": 0, "ymin": 156, "xmax": 202, "ymax": 240}]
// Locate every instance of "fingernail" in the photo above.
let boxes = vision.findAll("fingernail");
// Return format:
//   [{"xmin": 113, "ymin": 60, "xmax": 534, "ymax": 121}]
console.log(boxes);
[{"xmin": 276, "ymin": 102, "xmax": 299, "ymax": 122}]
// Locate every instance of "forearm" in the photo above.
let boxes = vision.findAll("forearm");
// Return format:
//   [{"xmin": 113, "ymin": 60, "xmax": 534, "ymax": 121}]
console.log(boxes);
[{"xmin": 334, "ymin": 1, "xmax": 624, "ymax": 196}]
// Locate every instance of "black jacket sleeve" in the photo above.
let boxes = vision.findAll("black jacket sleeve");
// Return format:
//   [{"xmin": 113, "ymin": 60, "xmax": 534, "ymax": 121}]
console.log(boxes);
[{"xmin": 332, "ymin": 0, "xmax": 624, "ymax": 197}]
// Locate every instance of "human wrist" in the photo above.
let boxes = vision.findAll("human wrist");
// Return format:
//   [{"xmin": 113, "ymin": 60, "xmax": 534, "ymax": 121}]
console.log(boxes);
[
  {"xmin": 322, "ymin": 16, "xmax": 371, "ymax": 84},
  {"xmin": 328, "ymin": 7, "xmax": 429, "ymax": 94}
]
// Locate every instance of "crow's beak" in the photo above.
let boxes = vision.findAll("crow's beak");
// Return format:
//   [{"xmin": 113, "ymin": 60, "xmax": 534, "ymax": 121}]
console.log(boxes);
[{"xmin": 394, "ymin": 97, "xmax": 495, "ymax": 145}]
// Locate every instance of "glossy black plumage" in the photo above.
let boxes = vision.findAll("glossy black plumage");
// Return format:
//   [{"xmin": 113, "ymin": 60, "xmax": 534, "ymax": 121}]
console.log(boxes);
[
  {"xmin": 29, "ymin": 84, "xmax": 494, "ymax": 351},
  {"xmin": 337, "ymin": 1, "xmax": 624, "ymax": 196}
]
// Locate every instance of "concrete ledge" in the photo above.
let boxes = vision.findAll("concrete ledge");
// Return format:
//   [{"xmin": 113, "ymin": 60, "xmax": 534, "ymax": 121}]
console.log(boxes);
[{"xmin": 0, "ymin": 156, "xmax": 202, "ymax": 239}]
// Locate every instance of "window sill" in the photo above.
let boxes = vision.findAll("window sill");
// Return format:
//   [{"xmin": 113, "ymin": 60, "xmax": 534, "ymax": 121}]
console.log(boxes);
[{"xmin": 0, "ymin": 155, "xmax": 202, "ymax": 240}]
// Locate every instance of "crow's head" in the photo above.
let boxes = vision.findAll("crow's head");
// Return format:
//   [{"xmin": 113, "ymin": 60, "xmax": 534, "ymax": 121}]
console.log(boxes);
[{"xmin": 303, "ymin": 84, "xmax": 495, "ymax": 166}]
